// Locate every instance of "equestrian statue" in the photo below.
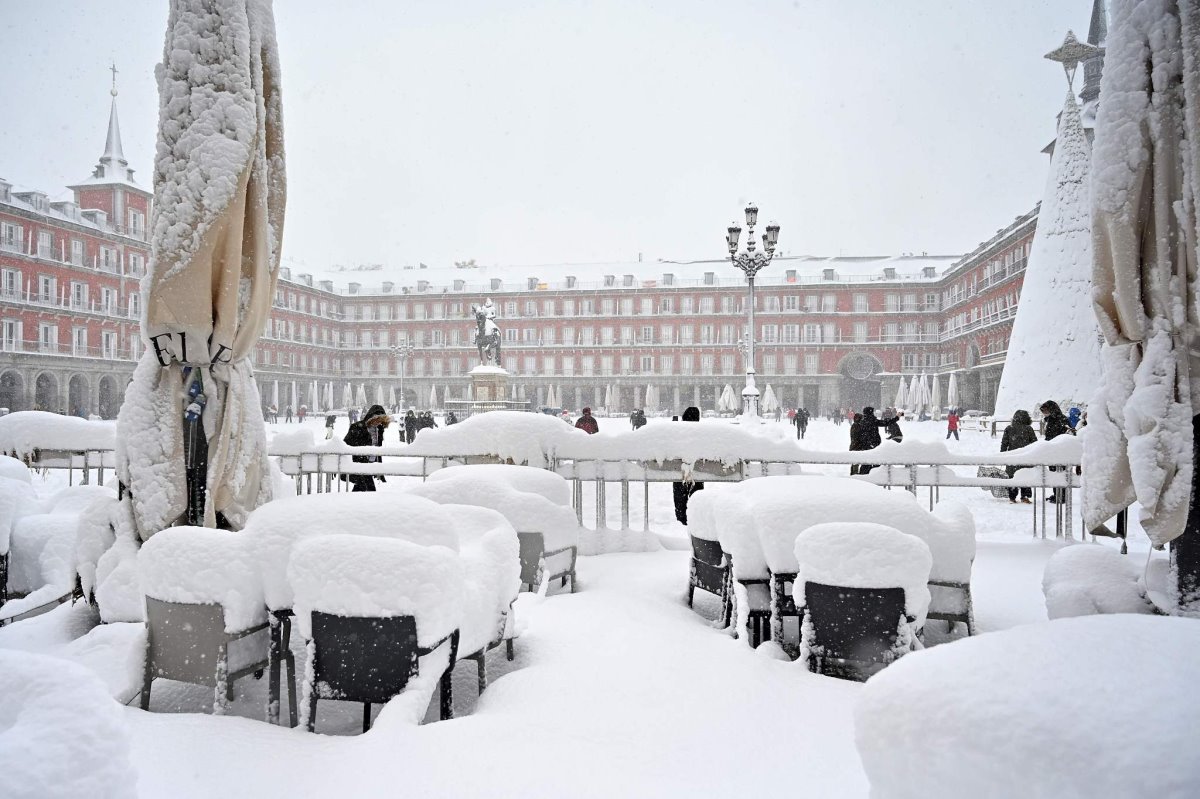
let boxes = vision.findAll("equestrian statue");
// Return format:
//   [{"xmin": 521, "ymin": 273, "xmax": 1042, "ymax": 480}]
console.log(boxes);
[{"xmin": 472, "ymin": 298, "xmax": 502, "ymax": 366}]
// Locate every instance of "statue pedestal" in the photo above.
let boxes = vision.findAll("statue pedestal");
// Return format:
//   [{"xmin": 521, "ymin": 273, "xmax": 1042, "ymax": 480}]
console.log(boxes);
[{"xmin": 469, "ymin": 364, "xmax": 510, "ymax": 403}]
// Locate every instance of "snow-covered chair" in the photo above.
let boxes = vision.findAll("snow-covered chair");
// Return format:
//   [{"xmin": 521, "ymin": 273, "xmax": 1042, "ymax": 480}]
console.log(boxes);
[
  {"xmin": 405, "ymin": 477, "xmax": 580, "ymax": 594},
  {"xmin": 243, "ymin": 492, "xmax": 461, "ymax": 724},
  {"xmin": 439, "ymin": 504, "xmax": 521, "ymax": 691},
  {"xmin": 137, "ymin": 527, "xmax": 279, "ymax": 714},
  {"xmin": 794, "ymin": 522, "xmax": 931, "ymax": 680},
  {"xmin": 688, "ymin": 488, "xmax": 772, "ymax": 646},
  {"xmin": 686, "ymin": 535, "xmax": 732, "ymax": 627},
  {"xmin": 0, "ymin": 460, "xmax": 38, "ymax": 607},
  {"xmin": 2, "ymin": 483, "xmax": 115, "ymax": 624},
  {"xmin": 288, "ymin": 535, "xmax": 466, "ymax": 732}
]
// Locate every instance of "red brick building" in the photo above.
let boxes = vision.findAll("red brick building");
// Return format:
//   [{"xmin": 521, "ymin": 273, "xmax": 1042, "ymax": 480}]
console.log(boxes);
[{"xmin": 1, "ymin": 94, "xmax": 1035, "ymax": 418}]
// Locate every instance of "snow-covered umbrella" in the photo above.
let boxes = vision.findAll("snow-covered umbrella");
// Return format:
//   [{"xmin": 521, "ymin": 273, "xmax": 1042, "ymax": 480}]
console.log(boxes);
[
  {"xmin": 325, "ymin": 381, "xmax": 334, "ymax": 411},
  {"xmin": 929, "ymin": 375, "xmax": 942, "ymax": 415},
  {"xmin": 893, "ymin": 379, "xmax": 908, "ymax": 410},
  {"xmin": 761, "ymin": 384, "xmax": 780, "ymax": 413},
  {"xmin": 115, "ymin": 0, "xmax": 285, "ymax": 534},
  {"xmin": 718, "ymin": 384, "xmax": 736, "ymax": 413},
  {"xmin": 308, "ymin": 380, "xmax": 318, "ymax": 411},
  {"xmin": 355, "ymin": 383, "xmax": 368, "ymax": 407},
  {"xmin": 272, "ymin": 380, "xmax": 279, "ymax": 409},
  {"xmin": 947, "ymin": 372, "xmax": 959, "ymax": 411},
  {"xmin": 1086, "ymin": 0, "xmax": 1200, "ymax": 572},
  {"xmin": 604, "ymin": 384, "xmax": 613, "ymax": 411},
  {"xmin": 290, "ymin": 380, "xmax": 298, "ymax": 410},
  {"xmin": 544, "ymin": 384, "xmax": 555, "ymax": 408},
  {"xmin": 466, "ymin": 383, "xmax": 474, "ymax": 402},
  {"xmin": 388, "ymin": 386, "xmax": 397, "ymax": 409},
  {"xmin": 341, "ymin": 383, "xmax": 353, "ymax": 410},
  {"xmin": 429, "ymin": 384, "xmax": 438, "ymax": 409},
  {"xmin": 906, "ymin": 374, "xmax": 922, "ymax": 414},
  {"xmin": 374, "ymin": 384, "xmax": 385, "ymax": 408}
]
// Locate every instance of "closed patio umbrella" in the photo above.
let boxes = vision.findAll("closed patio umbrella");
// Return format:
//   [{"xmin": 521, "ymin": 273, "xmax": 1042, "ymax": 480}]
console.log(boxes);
[
  {"xmin": 429, "ymin": 384, "xmax": 438, "ymax": 409},
  {"xmin": 355, "ymin": 383, "xmax": 368, "ymax": 408},
  {"xmin": 929, "ymin": 375, "xmax": 942, "ymax": 415},
  {"xmin": 375, "ymin": 383, "xmax": 386, "ymax": 408},
  {"xmin": 290, "ymin": 380, "xmax": 298, "ymax": 409},
  {"xmin": 947, "ymin": 372, "xmax": 959, "ymax": 410},
  {"xmin": 341, "ymin": 383, "xmax": 353, "ymax": 410},
  {"xmin": 309, "ymin": 380, "xmax": 318, "ymax": 411},
  {"xmin": 272, "ymin": 380, "xmax": 279, "ymax": 409},
  {"xmin": 1085, "ymin": 0, "xmax": 1200, "ymax": 599},
  {"xmin": 116, "ymin": 0, "xmax": 285, "ymax": 535},
  {"xmin": 761, "ymin": 384, "xmax": 780, "ymax": 413},
  {"xmin": 604, "ymin": 384, "xmax": 613, "ymax": 411},
  {"xmin": 388, "ymin": 386, "xmax": 397, "ymax": 409},
  {"xmin": 906, "ymin": 374, "xmax": 922, "ymax": 414},
  {"xmin": 894, "ymin": 379, "xmax": 908, "ymax": 410}
]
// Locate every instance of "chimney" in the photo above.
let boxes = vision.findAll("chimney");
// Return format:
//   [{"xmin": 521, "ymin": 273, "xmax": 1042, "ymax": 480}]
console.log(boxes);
[
  {"xmin": 922, "ymin": 266, "xmax": 937, "ymax": 278},
  {"xmin": 623, "ymin": 274, "xmax": 634, "ymax": 287},
  {"xmin": 662, "ymin": 273, "xmax": 674, "ymax": 286},
  {"xmin": 417, "ymin": 280, "xmax": 429, "ymax": 292},
  {"xmin": 490, "ymin": 278, "xmax": 502, "ymax": 291},
  {"xmin": 318, "ymin": 280, "xmax": 333, "ymax": 292},
  {"xmin": 381, "ymin": 281, "xmax": 394, "ymax": 293},
  {"xmin": 453, "ymin": 279, "xmax": 465, "ymax": 291},
  {"xmin": 527, "ymin": 277, "xmax": 539, "ymax": 290},
  {"xmin": 882, "ymin": 267, "xmax": 896, "ymax": 280},
  {"xmin": 348, "ymin": 282, "xmax": 361, "ymax": 294}
]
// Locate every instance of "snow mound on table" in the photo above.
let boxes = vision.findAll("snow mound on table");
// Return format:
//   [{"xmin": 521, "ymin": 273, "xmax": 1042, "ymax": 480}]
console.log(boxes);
[
  {"xmin": 289, "ymin": 534, "xmax": 465, "ymax": 646},
  {"xmin": 1042, "ymin": 544, "xmax": 1154, "ymax": 619},
  {"xmin": 0, "ymin": 411, "xmax": 116, "ymax": 459},
  {"xmin": 244, "ymin": 492, "xmax": 459, "ymax": 611},
  {"xmin": 406, "ymin": 476, "xmax": 580, "ymax": 551},
  {"xmin": 137, "ymin": 526, "xmax": 265, "ymax": 632},
  {"xmin": 428, "ymin": 464, "xmax": 571, "ymax": 507},
  {"xmin": 794, "ymin": 522, "xmax": 932, "ymax": 623},
  {"xmin": 0, "ymin": 454, "xmax": 32, "ymax": 483},
  {"xmin": 412, "ymin": 411, "xmax": 584, "ymax": 467},
  {"xmin": 855, "ymin": 615, "xmax": 1200, "ymax": 799},
  {"xmin": 269, "ymin": 427, "xmax": 316, "ymax": 455},
  {"xmin": 440, "ymin": 504, "xmax": 521, "ymax": 654},
  {"xmin": 0, "ymin": 650, "xmax": 137, "ymax": 799}
]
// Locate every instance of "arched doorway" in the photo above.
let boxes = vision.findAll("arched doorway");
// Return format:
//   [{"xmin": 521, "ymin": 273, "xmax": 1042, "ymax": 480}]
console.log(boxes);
[
  {"xmin": 34, "ymin": 373, "xmax": 59, "ymax": 412},
  {"xmin": 68, "ymin": 374, "xmax": 90, "ymax": 417},
  {"xmin": 837, "ymin": 352, "xmax": 883, "ymax": 411},
  {"xmin": 98, "ymin": 375, "xmax": 120, "ymax": 419},
  {"xmin": 0, "ymin": 371, "xmax": 24, "ymax": 412}
]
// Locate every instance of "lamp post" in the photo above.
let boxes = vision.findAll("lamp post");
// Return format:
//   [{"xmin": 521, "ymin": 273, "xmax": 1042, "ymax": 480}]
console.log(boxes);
[
  {"xmin": 391, "ymin": 343, "xmax": 415, "ymax": 412},
  {"xmin": 726, "ymin": 204, "xmax": 780, "ymax": 419}
]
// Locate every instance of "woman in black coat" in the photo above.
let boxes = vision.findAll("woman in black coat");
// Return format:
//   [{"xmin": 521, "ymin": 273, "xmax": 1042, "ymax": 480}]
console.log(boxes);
[
  {"xmin": 1039, "ymin": 400, "xmax": 1074, "ymax": 502},
  {"xmin": 852, "ymin": 406, "xmax": 886, "ymax": 474},
  {"xmin": 672, "ymin": 406, "xmax": 704, "ymax": 524},
  {"xmin": 343, "ymin": 404, "xmax": 390, "ymax": 491},
  {"xmin": 1001, "ymin": 409, "xmax": 1038, "ymax": 503}
]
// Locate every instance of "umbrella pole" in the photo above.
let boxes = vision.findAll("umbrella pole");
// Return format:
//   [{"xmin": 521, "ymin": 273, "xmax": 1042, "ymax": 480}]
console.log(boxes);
[
  {"xmin": 1179, "ymin": 416, "xmax": 1200, "ymax": 613},
  {"xmin": 182, "ymin": 369, "xmax": 209, "ymax": 527}
]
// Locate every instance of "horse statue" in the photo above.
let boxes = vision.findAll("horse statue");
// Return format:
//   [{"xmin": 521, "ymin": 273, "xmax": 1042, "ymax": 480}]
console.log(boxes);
[{"xmin": 472, "ymin": 301, "xmax": 502, "ymax": 365}]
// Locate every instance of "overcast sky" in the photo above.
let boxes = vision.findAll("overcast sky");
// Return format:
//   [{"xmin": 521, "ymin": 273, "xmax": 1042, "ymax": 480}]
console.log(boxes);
[{"xmin": 1, "ymin": 1, "xmax": 1093, "ymax": 269}]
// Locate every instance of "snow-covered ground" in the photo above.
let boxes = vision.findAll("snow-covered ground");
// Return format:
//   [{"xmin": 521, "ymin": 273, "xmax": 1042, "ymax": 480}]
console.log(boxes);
[{"xmin": 0, "ymin": 414, "xmax": 1154, "ymax": 797}]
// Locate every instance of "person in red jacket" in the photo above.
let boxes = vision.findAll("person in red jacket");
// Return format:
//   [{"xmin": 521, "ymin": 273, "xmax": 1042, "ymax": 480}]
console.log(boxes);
[
  {"xmin": 575, "ymin": 407, "xmax": 600, "ymax": 434},
  {"xmin": 946, "ymin": 409, "xmax": 960, "ymax": 441}
]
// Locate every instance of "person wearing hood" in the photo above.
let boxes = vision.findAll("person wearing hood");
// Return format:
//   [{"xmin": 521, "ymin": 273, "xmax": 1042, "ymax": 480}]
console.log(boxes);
[
  {"xmin": 343, "ymin": 405, "xmax": 390, "ymax": 492},
  {"xmin": 1067, "ymin": 406, "xmax": 1082, "ymax": 431},
  {"xmin": 1001, "ymin": 409, "xmax": 1038, "ymax": 503},
  {"xmin": 1040, "ymin": 400, "xmax": 1073, "ymax": 503},
  {"xmin": 575, "ymin": 407, "xmax": 599, "ymax": 434},
  {"xmin": 403, "ymin": 409, "xmax": 418, "ymax": 444},
  {"xmin": 672, "ymin": 406, "xmax": 704, "ymax": 524},
  {"xmin": 631, "ymin": 409, "xmax": 647, "ymax": 430},
  {"xmin": 419, "ymin": 410, "xmax": 437, "ymax": 432},
  {"xmin": 851, "ymin": 406, "xmax": 887, "ymax": 474},
  {"xmin": 445, "ymin": 411, "xmax": 459, "ymax": 426}
]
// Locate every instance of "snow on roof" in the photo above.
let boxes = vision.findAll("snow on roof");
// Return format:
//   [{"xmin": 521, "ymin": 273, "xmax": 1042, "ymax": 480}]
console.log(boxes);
[
  {"xmin": 286, "ymin": 253, "xmax": 960, "ymax": 297},
  {"xmin": 854, "ymin": 615, "xmax": 1200, "ymax": 799}
]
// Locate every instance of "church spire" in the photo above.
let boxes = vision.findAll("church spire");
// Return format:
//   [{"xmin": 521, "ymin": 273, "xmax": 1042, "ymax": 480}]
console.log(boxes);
[
  {"xmin": 1080, "ymin": 0, "xmax": 1107, "ymax": 105},
  {"xmin": 74, "ymin": 64, "xmax": 142, "ymax": 189}
]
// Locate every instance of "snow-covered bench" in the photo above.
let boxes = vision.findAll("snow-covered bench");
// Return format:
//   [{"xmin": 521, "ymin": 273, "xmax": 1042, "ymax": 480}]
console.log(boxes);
[
  {"xmin": 793, "ymin": 522, "xmax": 931, "ymax": 679},
  {"xmin": 406, "ymin": 473, "xmax": 581, "ymax": 594},
  {"xmin": 288, "ymin": 534, "xmax": 466, "ymax": 731}
]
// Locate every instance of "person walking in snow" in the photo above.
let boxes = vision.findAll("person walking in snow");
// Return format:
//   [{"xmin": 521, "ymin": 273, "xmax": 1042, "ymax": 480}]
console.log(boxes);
[
  {"xmin": 672, "ymin": 406, "xmax": 704, "ymax": 524},
  {"xmin": 575, "ymin": 407, "xmax": 600, "ymax": 434},
  {"xmin": 285, "ymin": 405, "xmax": 293, "ymax": 423},
  {"xmin": 1001, "ymin": 409, "xmax": 1037, "ymax": 503},
  {"xmin": 324, "ymin": 413, "xmax": 337, "ymax": 440},
  {"xmin": 1067, "ymin": 406, "xmax": 1082, "ymax": 430},
  {"xmin": 343, "ymin": 405, "xmax": 390, "ymax": 492},
  {"xmin": 792, "ymin": 407, "xmax": 809, "ymax": 439},
  {"xmin": 403, "ymin": 409, "xmax": 418, "ymax": 444},
  {"xmin": 631, "ymin": 409, "xmax": 647, "ymax": 430},
  {"xmin": 1040, "ymin": 400, "xmax": 1074, "ymax": 503},
  {"xmin": 297, "ymin": 405, "xmax": 307, "ymax": 423},
  {"xmin": 851, "ymin": 406, "xmax": 886, "ymax": 474},
  {"xmin": 445, "ymin": 411, "xmax": 459, "ymax": 425},
  {"xmin": 946, "ymin": 409, "xmax": 960, "ymax": 441}
]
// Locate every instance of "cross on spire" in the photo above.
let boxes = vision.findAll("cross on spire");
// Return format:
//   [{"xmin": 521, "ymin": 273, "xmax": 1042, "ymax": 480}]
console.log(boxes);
[{"xmin": 109, "ymin": 62, "xmax": 119, "ymax": 96}]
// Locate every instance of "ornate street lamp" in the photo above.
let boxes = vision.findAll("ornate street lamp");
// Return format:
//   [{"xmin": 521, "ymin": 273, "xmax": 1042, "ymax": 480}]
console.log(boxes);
[
  {"xmin": 725, "ymin": 203, "xmax": 780, "ymax": 419},
  {"xmin": 391, "ymin": 342, "xmax": 415, "ymax": 412}
]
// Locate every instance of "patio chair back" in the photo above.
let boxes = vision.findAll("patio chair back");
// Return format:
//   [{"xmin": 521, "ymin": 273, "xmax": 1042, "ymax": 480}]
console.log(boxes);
[
  {"xmin": 802, "ymin": 582, "xmax": 907, "ymax": 678},
  {"xmin": 310, "ymin": 612, "xmax": 420, "ymax": 703},
  {"xmin": 517, "ymin": 532, "xmax": 545, "ymax": 587}
]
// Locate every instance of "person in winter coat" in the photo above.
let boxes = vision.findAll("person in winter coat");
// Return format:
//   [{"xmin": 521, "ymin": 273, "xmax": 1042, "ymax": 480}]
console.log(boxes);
[
  {"xmin": 848, "ymin": 412, "xmax": 865, "ymax": 475},
  {"xmin": 445, "ymin": 411, "xmax": 459, "ymax": 425},
  {"xmin": 1001, "ymin": 409, "xmax": 1037, "ymax": 503},
  {"xmin": 851, "ymin": 406, "xmax": 886, "ymax": 474},
  {"xmin": 297, "ymin": 406, "xmax": 307, "ymax": 423},
  {"xmin": 575, "ymin": 407, "xmax": 599, "ymax": 434},
  {"xmin": 285, "ymin": 405, "xmax": 293, "ymax": 423},
  {"xmin": 417, "ymin": 410, "xmax": 437, "ymax": 436},
  {"xmin": 324, "ymin": 413, "xmax": 337, "ymax": 440},
  {"xmin": 403, "ymin": 409, "xmax": 418, "ymax": 444},
  {"xmin": 672, "ymin": 406, "xmax": 704, "ymax": 524},
  {"xmin": 946, "ymin": 409, "xmax": 960, "ymax": 440},
  {"xmin": 1040, "ymin": 400, "xmax": 1074, "ymax": 502},
  {"xmin": 774, "ymin": 406, "xmax": 783, "ymax": 423},
  {"xmin": 1067, "ymin": 406, "xmax": 1082, "ymax": 430},
  {"xmin": 631, "ymin": 409, "xmax": 647, "ymax": 430},
  {"xmin": 881, "ymin": 408, "xmax": 903, "ymax": 443},
  {"xmin": 343, "ymin": 404, "xmax": 390, "ymax": 492},
  {"xmin": 792, "ymin": 407, "xmax": 810, "ymax": 439}
]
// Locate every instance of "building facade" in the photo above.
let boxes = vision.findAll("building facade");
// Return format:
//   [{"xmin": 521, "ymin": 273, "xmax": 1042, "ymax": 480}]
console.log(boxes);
[{"xmin": 1, "ymin": 100, "xmax": 1037, "ymax": 419}]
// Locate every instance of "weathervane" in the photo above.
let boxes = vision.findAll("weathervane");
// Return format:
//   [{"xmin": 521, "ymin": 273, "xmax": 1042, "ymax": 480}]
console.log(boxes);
[{"xmin": 1044, "ymin": 31, "xmax": 1103, "ymax": 90}]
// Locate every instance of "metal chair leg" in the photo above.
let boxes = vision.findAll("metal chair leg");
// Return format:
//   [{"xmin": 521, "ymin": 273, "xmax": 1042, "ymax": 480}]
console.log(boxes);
[{"xmin": 363, "ymin": 702, "xmax": 372, "ymax": 733}]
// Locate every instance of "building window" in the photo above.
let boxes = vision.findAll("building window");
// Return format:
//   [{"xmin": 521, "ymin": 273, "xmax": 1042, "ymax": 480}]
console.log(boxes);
[
  {"xmin": 73, "ymin": 326, "xmax": 88, "ymax": 355},
  {"xmin": 802, "ymin": 324, "xmax": 821, "ymax": 343},
  {"xmin": 680, "ymin": 325, "xmax": 694, "ymax": 344},
  {"xmin": 700, "ymin": 355, "xmax": 714, "ymax": 375},
  {"xmin": 38, "ymin": 275, "xmax": 56, "ymax": 303},
  {"xmin": 821, "ymin": 294, "xmax": 837, "ymax": 312},
  {"xmin": 681, "ymin": 296, "xmax": 694, "ymax": 314},
  {"xmin": 804, "ymin": 354, "xmax": 819, "ymax": 374},
  {"xmin": 885, "ymin": 294, "xmax": 899, "ymax": 312},
  {"xmin": 581, "ymin": 356, "xmax": 594, "ymax": 376},
  {"xmin": 785, "ymin": 295, "xmax": 798, "ymax": 311},
  {"xmin": 699, "ymin": 296, "xmax": 714, "ymax": 314},
  {"xmin": 542, "ymin": 327, "xmax": 555, "ymax": 345},
  {"xmin": 562, "ymin": 327, "xmax": 576, "ymax": 345},
  {"xmin": 659, "ymin": 324, "xmax": 673, "ymax": 344},
  {"xmin": 721, "ymin": 296, "xmax": 735, "ymax": 314},
  {"xmin": 822, "ymin": 323, "xmax": 837, "ymax": 342},
  {"xmin": 601, "ymin": 356, "xmax": 614, "ymax": 375},
  {"xmin": 854, "ymin": 293, "xmax": 868, "ymax": 312},
  {"xmin": 620, "ymin": 326, "xmax": 634, "ymax": 345},
  {"xmin": 782, "ymin": 324, "xmax": 798, "ymax": 343},
  {"xmin": 601, "ymin": 327, "xmax": 614, "ymax": 345},
  {"xmin": 71, "ymin": 281, "xmax": 88, "ymax": 309},
  {"xmin": 659, "ymin": 297, "xmax": 673, "ymax": 313},
  {"xmin": 761, "ymin": 324, "xmax": 778, "ymax": 343},
  {"xmin": 1, "ymin": 222, "xmax": 24, "ymax": 252},
  {"xmin": 37, "ymin": 230, "xmax": 53, "ymax": 258},
  {"xmin": 763, "ymin": 354, "xmax": 776, "ymax": 374},
  {"xmin": 804, "ymin": 295, "xmax": 819, "ymax": 312},
  {"xmin": 2, "ymin": 319, "xmax": 22, "ymax": 351},
  {"xmin": 562, "ymin": 356, "xmax": 575, "ymax": 376},
  {"xmin": 38, "ymin": 322, "xmax": 58, "ymax": 352},
  {"xmin": 660, "ymin": 355, "xmax": 673, "ymax": 373},
  {"xmin": 620, "ymin": 298, "xmax": 634, "ymax": 316},
  {"xmin": 99, "ymin": 247, "xmax": 117, "ymax": 272},
  {"xmin": 784, "ymin": 354, "xmax": 797, "ymax": 374},
  {"xmin": 640, "ymin": 355, "xmax": 653, "ymax": 373},
  {"xmin": 504, "ymin": 328, "xmax": 518, "ymax": 343},
  {"xmin": 129, "ymin": 209, "xmax": 145, "ymax": 238},
  {"xmin": 680, "ymin": 355, "xmax": 693, "ymax": 375},
  {"xmin": 1, "ymin": 268, "xmax": 21, "ymax": 298},
  {"xmin": 854, "ymin": 321, "xmax": 868, "ymax": 343}
]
